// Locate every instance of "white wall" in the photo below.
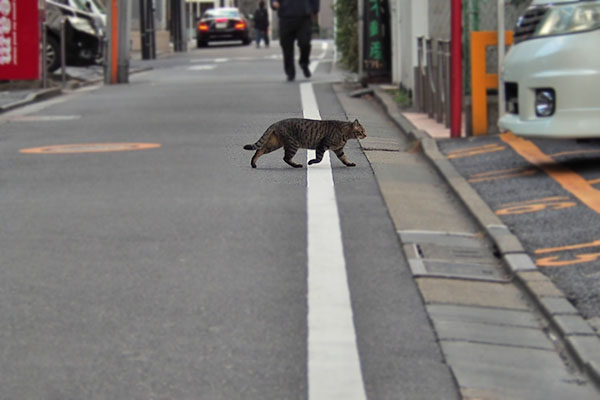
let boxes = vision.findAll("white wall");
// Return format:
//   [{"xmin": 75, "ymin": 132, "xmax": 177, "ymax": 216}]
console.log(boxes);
[{"xmin": 391, "ymin": 0, "xmax": 428, "ymax": 91}]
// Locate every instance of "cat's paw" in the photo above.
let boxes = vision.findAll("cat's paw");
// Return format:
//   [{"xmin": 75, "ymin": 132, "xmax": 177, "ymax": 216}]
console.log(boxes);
[{"xmin": 308, "ymin": 159, "xmax": 320, "ymax": 165}]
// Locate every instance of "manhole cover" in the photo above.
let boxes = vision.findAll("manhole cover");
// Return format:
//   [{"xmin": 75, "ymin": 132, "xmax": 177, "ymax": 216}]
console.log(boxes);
[
  {"xmin": 20, "ymin": 143, "xmax": 161, "ymax": 154},
  {"xmin": 399, "ymin": 230, "xmax": 508, "ymax": 281}
]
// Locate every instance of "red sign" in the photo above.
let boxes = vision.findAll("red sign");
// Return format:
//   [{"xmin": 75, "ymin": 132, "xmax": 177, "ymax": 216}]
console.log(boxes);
[{"xmin": 0, "ymin": 0, "xmax": 39, "ymax": 80}]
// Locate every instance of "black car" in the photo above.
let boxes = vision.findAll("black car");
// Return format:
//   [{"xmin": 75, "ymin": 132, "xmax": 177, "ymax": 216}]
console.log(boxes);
[
  {"xmin": 196, "ymin": 8, "xmax": 251, "ymax": 48},
  {"xmin": 45, "ymin": 0, "xmax": 104, "ymax": 72}
]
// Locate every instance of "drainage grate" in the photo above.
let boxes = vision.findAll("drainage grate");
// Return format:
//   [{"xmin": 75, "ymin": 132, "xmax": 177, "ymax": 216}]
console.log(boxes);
[{"xmin": 399, "ymin": 231, "xmax": 509, "ymax": 282}]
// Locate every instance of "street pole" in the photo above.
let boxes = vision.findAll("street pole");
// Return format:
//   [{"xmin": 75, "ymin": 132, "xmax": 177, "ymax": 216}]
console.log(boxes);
[
  {"xmin": 170, "ymin": 0, "xmax": 187, "ymax": 52},
  {"xmin": 105, "ymin": 0, "xmax": 131, "ymax": 84},
  {"xmin": 139, "ymin": 0, "xmax": 156, "ymax": 60},
  {"xmin": 498, "ymin": 0, "xmax": 506, "ymax": 124},
  {"xmin": 450, "ymin": 0, "xmax": 462, "ymax": 137}
]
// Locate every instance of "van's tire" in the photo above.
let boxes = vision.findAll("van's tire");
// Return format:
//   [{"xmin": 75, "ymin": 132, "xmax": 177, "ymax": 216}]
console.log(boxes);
[{"xmin": 46, "ymin": 35, "xmax": 61, "ymax": 73}]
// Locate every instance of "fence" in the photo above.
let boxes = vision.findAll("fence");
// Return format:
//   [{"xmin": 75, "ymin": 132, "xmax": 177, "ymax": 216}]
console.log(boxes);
[{"xmin": 414, "ymin": 37, "xmax": 451, "ymax": 128}]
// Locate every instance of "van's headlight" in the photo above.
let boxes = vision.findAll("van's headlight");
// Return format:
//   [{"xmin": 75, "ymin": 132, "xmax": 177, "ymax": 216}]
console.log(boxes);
[
  {"xmin": 535, "ymin": 3, "xmax": 600, "ymax": 37},
  {"xmin": 67, "ymin": 16, "xmax": 97, "ymax": 36},
  {"xmin": 535, "ymin": 89, "xmax": 555, "ymax": 117}
]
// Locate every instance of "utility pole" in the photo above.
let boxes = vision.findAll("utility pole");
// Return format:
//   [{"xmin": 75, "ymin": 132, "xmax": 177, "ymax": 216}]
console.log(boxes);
[
  {"xmin": 170, "ymin": 0, "xmax": 187, "ymax": 52},
  {"xmin": 139, "ymin": 0, "xmax": 156, "ymax": 59},
  {"xmin": 105, "ymin": 0, "xmax": 132, "ymax": 84},
  {"xmin": 450, "ymin": 0, "xmax": 462, "ymax": 138}
]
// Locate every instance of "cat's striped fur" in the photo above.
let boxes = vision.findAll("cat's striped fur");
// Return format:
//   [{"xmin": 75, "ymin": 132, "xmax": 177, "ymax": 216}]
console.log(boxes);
[{"xmin": 243, "ymin": 118, "xmax": 367, "ymax": 168}]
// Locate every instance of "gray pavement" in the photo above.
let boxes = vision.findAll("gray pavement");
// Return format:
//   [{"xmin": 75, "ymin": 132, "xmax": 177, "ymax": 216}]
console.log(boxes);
[
  {"xmin": 335, "ymin": 83, "xmax": 600, "ymax": 399},
  {"xmin": 2, "ymin": 50, "xmax": 600, "ymax": 399}
]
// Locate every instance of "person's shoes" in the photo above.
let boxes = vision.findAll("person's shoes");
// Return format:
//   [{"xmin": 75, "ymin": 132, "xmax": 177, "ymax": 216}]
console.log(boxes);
[
  {"xmin": 287, "ymin": 74, "xmax": 295, "ymax": 82},
  {"xmin": 301, "ymin": 64, "xmax": 311, "ymax": 78}
]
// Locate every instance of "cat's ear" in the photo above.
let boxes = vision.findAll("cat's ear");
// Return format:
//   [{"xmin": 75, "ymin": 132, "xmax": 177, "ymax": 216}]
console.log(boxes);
[{"xmin": 353, "ymin": 119, "xmax": 360, "ymax": 126}]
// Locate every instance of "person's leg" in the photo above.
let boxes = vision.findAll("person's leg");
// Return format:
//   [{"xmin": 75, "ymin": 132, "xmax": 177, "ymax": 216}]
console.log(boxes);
[
  {"xmin": 297, "ymin": 16, "xmax": 313, "ymax": 77},
  {"xmin": 255, "ymin": 29, "xmax": 262, "ymax": 47},
  {"xmin": 279, "ymin": 19, "xmax": 297, "ymax": 80}
]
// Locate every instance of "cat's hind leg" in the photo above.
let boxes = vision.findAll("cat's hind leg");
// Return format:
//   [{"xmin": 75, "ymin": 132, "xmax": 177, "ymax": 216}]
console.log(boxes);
[
  {"xmin": 308, "ymin": 145, "xmax": 326, "ymax": 165},
  {"xmin": 283, "ymin": 145, "xmax": 302, "ymax": 168},
  {"xmin": 334, "ymin": 148, "xmax": 356, "ymax": 167},
  {"xmin": 250, "ymin": 134, "xmax": 282, "ymax": 168}
]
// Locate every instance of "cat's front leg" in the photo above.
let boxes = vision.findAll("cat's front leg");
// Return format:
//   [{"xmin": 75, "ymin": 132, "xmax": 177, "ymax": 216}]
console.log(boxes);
[
  {"xmin": 308, "ymin": 145, "xmax": 326, "ymax": 165},
  {"xmin": 334, "ymin": 148, "xmax": 356, "ymax": 167}
]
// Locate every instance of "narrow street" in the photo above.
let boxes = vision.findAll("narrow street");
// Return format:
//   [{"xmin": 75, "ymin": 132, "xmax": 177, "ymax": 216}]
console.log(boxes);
[{"xmin": 0, "ymin": 41, "xmax": 599, "ymax": 399}]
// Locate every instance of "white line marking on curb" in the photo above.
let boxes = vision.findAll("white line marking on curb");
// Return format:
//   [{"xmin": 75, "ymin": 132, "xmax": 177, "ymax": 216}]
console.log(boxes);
[{"xmin": 301, "ymin": 81, "xmax": 367, "ymax": 400}]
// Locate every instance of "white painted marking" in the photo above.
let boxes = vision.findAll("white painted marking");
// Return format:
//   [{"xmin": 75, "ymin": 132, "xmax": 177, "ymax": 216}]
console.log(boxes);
[
  {"xmin": 309, "ymin": 42, "xmax": 328, "ymax": 74},
  {"xmin": 301, "ymin": 81, "xmax": 367, "ymax": 400},
  {"xmin": 214, "ymin": 58, "xmax": 229, "ymax": 63},
  {"xmin": 188, "ymin": 65, "xmax": 217, "ymax": 71},
  {"xmin": 9, "ymin": 115, "xmax": 81, "ymax": 122}
]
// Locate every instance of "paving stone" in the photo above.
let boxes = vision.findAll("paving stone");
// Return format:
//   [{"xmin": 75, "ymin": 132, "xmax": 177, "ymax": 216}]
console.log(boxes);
[
  {"xmin": 539, "ymin": 297, "xmax": 579, "ymax": 315},
  {"xmin": 416, "ymin": 278, "xmax": 529, "ymax": 310},
  {"xmin": 441, "ymin": 342, "xmax": 599, "ymax": 400},
  {"xmin": 427, "ymin": 304, "xmax": 540, "ymax": 328},
  {"xmin": 553, "ymin": 315, "xmax": 597, "ymax": 336},
  {"xmin": 433, "ymin": 319, "xmax": 553, "ymax": 350}
]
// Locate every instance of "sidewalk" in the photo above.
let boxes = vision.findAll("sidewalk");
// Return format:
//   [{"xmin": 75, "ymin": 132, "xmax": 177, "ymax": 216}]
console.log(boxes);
[{"xmin": 353, "ymin": 84, "xmax": 600, "ymax": 398}]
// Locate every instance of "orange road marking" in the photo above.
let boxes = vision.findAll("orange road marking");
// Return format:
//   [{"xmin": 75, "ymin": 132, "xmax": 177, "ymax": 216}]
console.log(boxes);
[
  {"xmin": 495, "ymin": 196, "xmax": 576, "ymax": 215},
  {"xmin": 535, "ymin": 239, "xmax": 600, "ymax": 255},
  {"xmin": 20, "ymin": 143, "xmax": 161, "ymax": 154},
  {"xmin": 550, "ymin": 149, "xmax": 600, "ymax": 158},
  {"xmin": 501, "ymin": 132, "xmax": 600, "ymax": 215},
  {"xmin": 468, "ymin": 167, "xmax": 537, "ymax": 183},
  {"xmin": 500, "ymin": 196, "xmax": 569, "ymax": 208},
  {"xmin": 537, "ymin": 252, "xmax": 600, "ymax": 267},
  {"xmin": 447, "ymin": 143, "xmax": 506, "ymax": 159}
]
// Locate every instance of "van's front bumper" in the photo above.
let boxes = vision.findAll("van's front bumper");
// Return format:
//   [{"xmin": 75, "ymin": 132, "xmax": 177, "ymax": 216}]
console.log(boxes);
[{"xmin": 498, "ymin": 30, "xmax": 600, "ymax": 138}]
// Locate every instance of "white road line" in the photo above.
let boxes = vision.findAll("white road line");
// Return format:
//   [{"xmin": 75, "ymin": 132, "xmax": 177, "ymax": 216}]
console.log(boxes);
[
  {"xmin": 188, "ymin": 65, "xmax": 217, "ymax": 71},
  {"xmin": 301, "ymin": 82, "xmax": 367, "ymax": 400}
]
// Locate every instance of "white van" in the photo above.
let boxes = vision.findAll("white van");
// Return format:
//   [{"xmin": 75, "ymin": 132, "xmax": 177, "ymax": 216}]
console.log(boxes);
[{"xmin": 498, "ymin": 0, "xmax": 600, "ymax": 138}]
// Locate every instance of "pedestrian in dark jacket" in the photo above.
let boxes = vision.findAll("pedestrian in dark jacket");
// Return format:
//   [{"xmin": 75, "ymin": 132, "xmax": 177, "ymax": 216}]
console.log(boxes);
[
  {"xmin": 253, "ymin": 1, "xmax": 270, "ymax": 48},
  {"xmin": 271, "ymin": 0, "xmax": 319, "ymax": 81}
]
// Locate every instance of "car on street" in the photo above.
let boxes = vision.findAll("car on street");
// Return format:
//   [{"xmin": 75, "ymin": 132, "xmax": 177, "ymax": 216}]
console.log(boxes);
[
  {"xmin": 499, "ymin": 0, "xmax": 600, "ymax": 138},
  {"xmin": 45, "ymin": 0, "xmax": 105, "ymax": 73},
  {"xmin": 196, "ymin": 7, "xmax": 251, "ymax": 48}
]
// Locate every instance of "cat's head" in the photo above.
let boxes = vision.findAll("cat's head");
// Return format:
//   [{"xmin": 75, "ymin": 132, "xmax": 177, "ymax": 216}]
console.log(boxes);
[{"xmin": 351, "ymin": 119, "xmax": 367, "ymax": 139}]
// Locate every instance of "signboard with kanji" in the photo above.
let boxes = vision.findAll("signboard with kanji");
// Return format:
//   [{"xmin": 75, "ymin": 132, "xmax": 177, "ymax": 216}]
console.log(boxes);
[
  {"xmin": 0, "ymin": 0, "xmax": 39, "ymax": 80},
  {"xmin": 363, "ymin": 0, "xmax": 390, "ymax": 81}
]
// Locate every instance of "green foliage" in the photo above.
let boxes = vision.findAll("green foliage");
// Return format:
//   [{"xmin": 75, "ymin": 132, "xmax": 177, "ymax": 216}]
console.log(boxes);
[{"xmin": 334, "ymin": 0, "xmax": 359, "ymax": 72}]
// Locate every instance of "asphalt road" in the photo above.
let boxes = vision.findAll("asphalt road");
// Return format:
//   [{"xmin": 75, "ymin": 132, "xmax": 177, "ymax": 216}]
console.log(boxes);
[
  {"xmin": 0, "ymin": 41, "xmax": 457, "ymax": 399},
  {"xmin": 438, "ymin": 135, "xmax": 600, "ymax": 320}
]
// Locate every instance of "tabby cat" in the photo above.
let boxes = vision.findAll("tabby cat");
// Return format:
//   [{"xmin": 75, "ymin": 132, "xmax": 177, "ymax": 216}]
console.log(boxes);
[{"xmin": 243, "ymin": 118, "xmax": 367, "ymax": 168}]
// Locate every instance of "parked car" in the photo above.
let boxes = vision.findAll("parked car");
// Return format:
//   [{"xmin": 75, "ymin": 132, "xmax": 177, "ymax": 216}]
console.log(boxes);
[
  {"xmin": 196, "ymin": 7, "xmax": 251, "ymax": 48},
  {"xmin": 45, "ymin": 0, "xmax": 104, "ymax": 73},
  {"xmin": 498, "ymin": 0, "xmax": 600, "ymax": 138}
]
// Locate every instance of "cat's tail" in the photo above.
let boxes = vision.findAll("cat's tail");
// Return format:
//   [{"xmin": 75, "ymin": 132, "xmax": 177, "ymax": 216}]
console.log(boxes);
[{"xmin": 243, "ymin": 127, "xmax": 273, "ymax": 151}]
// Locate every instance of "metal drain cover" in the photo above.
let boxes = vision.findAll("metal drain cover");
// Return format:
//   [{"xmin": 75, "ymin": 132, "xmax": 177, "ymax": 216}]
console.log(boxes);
[{"xmin": 399, "ymin": 230, "xmax": 508, "ymax": 281}]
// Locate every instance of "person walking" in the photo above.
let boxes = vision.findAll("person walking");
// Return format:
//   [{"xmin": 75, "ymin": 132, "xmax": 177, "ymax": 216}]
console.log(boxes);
[
  {"xmin": 271, "ymin": 0, "xmax": 319, "ymax": 81},
  {"xmin": 253, "ymin": 1, "xmax": 270, "ymax": 48}
]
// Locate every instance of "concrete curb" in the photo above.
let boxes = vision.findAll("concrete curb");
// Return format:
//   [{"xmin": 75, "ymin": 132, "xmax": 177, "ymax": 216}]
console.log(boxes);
[
  {"xmin": 0, "ymin": 87, "xmax": 63, "ymax": 114},
  {"xmin": 370, "ymin": 85, "xmax": 600, "ymax": 388},
  {"xmin": 0, "ymin": 66, "xmax": 152, "ymax": 114}
]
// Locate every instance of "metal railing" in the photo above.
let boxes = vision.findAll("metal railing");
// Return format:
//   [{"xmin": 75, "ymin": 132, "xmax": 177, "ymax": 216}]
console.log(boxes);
[{"xmin": 414, "ymin": 37, "xmax": 451, "ymax": 129}]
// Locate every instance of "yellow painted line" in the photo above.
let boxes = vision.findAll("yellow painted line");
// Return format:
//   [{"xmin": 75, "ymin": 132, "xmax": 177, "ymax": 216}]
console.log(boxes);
[
  {"xmin": 536, "ymin": 253, "xmax": 600, "ymax": 268},
  {"xmin": 535, "ymin": 239, "xmax": 600, "ymax": 255},
  {"xmin": 447, "ymin": 144, "xmax": 506, "ymax": 159},
  {"xmin": 500, "ymin": 132, "xmax": 600, "ymax": 215},
  {"xmin": 499, "ymin": 196, "xmax": 570, "ymax": 208},
  {"xmin": 20, "ymin": 143, "xmax": 161, "ymax": 154},
  {"xmin": 550, "ymin": 149, "xmax": 600, "ymax": 158},
  {"xmin": 468, "ymin": 167, "xmax": 537, "ymax": 183}
]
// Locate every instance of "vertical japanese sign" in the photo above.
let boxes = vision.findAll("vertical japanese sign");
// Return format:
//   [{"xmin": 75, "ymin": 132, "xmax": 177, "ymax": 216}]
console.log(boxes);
[
  {"xmin": 0, "ymin": 0, "xmax": 39, "ymax": 80},
  {"xmin": 363, "ymin": 0, "xmax": 389, "ymax": 80}
]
